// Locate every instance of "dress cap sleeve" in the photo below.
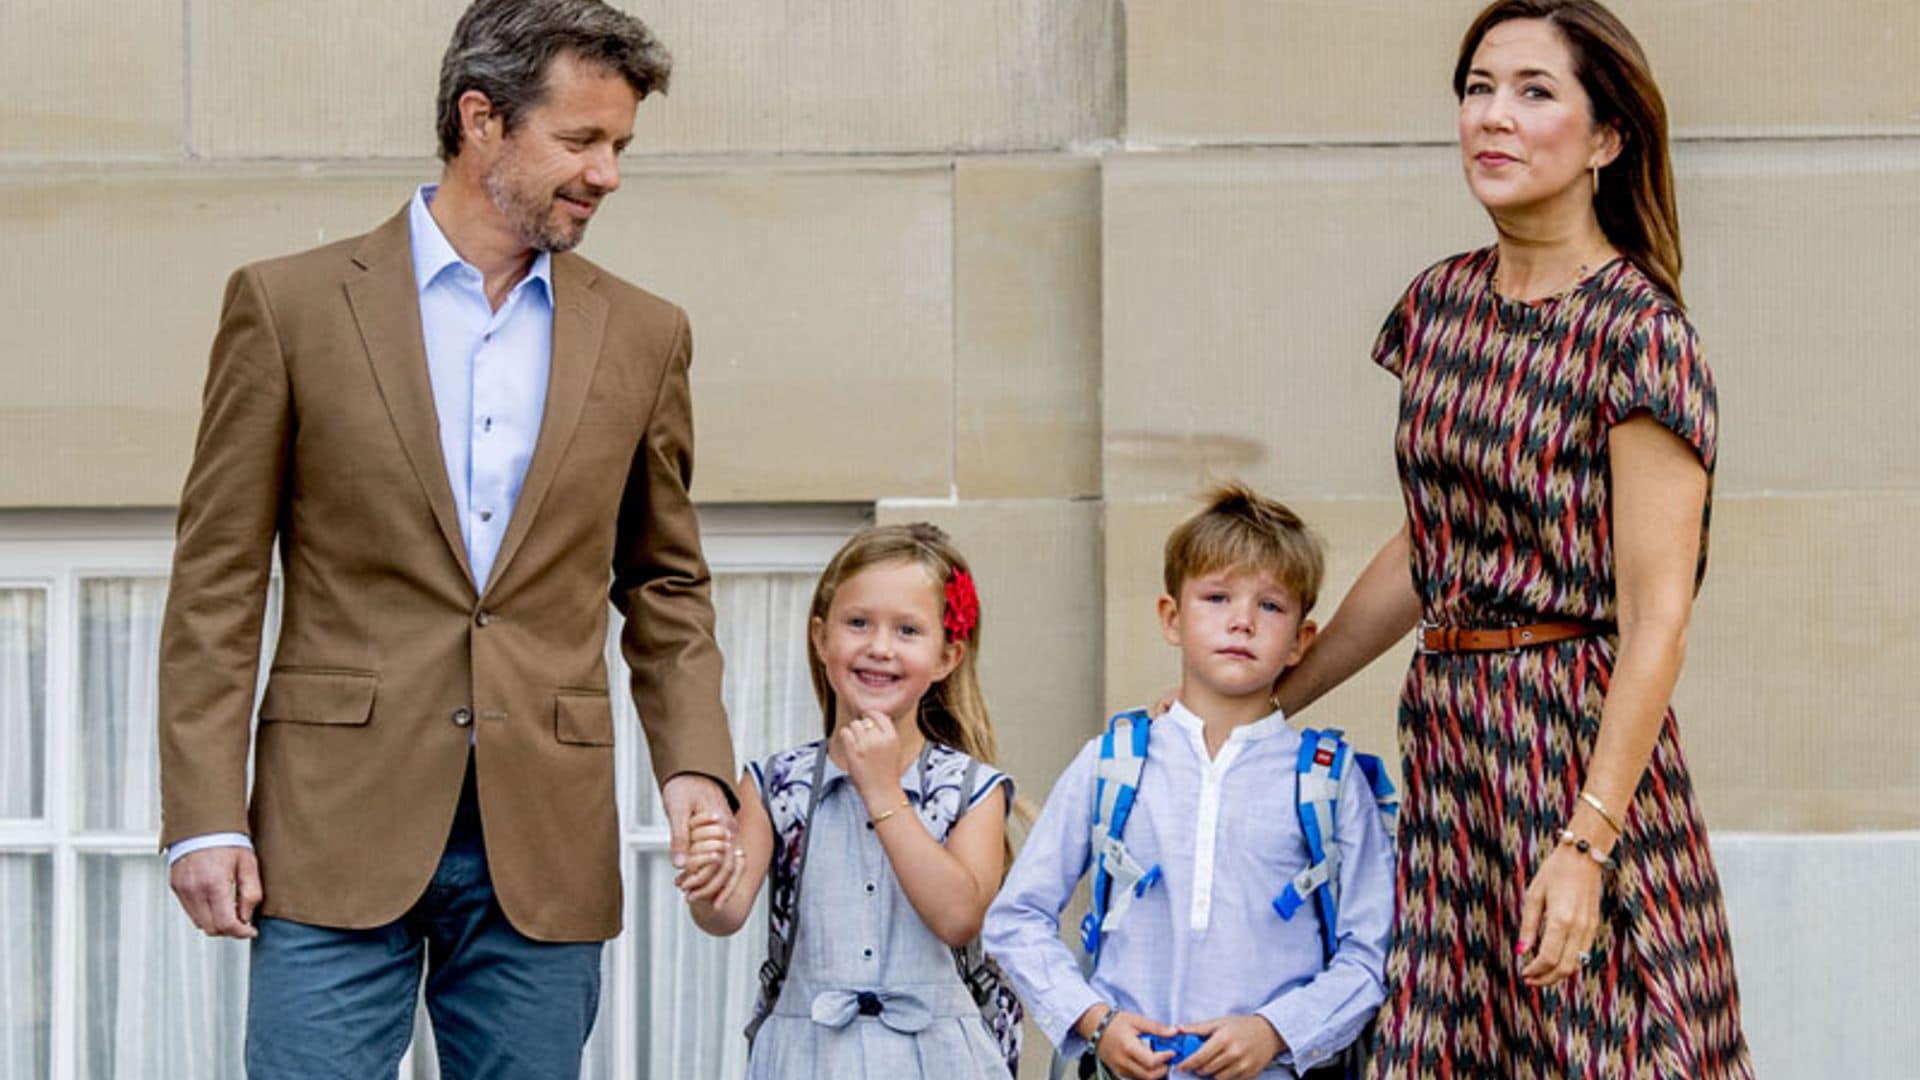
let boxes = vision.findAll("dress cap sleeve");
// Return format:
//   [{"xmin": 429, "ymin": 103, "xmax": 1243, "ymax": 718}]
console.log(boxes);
[
  {"xmin": 1604, "ymin": 308, "xmax": 1718, "ymax": 468},
  {"xmin": 1371, "ymin": 287, "xmax": 1412, "ymax": 378}
]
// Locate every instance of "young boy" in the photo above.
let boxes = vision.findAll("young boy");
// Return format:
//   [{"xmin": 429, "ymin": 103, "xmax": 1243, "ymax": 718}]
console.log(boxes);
[{"xmin": 984, "ymin": 484, "xmax": 1393, "ymax": 1079}]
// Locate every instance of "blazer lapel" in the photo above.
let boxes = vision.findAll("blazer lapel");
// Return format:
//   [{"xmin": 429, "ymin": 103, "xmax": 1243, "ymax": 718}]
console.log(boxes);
[
  {"xmin": 344, "ymin": 208, "xmax": 478, "ymax": 590},
  {"xmin": 481, "ymin": 252, "xmax": 608, "ymax": 599}
]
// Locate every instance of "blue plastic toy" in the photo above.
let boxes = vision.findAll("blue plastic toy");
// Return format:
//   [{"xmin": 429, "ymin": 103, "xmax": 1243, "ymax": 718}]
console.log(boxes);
[{"xmin": 1142, "ymin": 1032, "xmax": 1206, "ymax": 1065}]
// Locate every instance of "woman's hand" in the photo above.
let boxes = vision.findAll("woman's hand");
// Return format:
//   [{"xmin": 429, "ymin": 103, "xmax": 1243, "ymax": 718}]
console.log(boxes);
[
  {"xmin": 1517, "ymin": 841, "xmax": 1607, "ymax": 986},
  {"xmin": 837, "ymin": 709, "xmax": 905, "ymax": 812}
]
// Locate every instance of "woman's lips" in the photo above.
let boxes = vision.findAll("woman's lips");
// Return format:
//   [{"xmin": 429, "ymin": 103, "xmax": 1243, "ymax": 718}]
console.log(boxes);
[{"xmin": 1475, "ymin": 151, "xmax": 1518, "ymax": 167}]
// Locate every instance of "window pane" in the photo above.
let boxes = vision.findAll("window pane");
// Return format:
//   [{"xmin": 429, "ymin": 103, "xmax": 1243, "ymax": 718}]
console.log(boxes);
[
  {"xmin": 78, "ymin": 854, "xmax": 247, "ymax": 1080},
  {"xmin": 0, "ymin": 589, "xmax": 47, "ymax": 818},
  {"xmin": 0, "ymin": 853, "xmax": 51, "ymax": 1079},
  {"xmin": 80, "ymin": 579, "xmax": 168, "ymax": 832},
  {"xmin": 620, "ymin": 571, "xmax": 818, "ymax": 828},
  {"xmin": 631, "ymin": 854, "xmax": 762, "ymax": 1078}
]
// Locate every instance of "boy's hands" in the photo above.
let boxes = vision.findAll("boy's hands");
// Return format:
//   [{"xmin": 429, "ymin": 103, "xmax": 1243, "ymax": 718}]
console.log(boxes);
[
  {"xmin": 1179, "ymin": 1014, "xmax": 1284, "ymax": 1080},
  {"xmin": 1077, "ymin": 1005, "xmax": 1178, "ymax": 1079},
  {"xmin": 674, "ymin": 813, "xmax": 745, "ymax": 907}
]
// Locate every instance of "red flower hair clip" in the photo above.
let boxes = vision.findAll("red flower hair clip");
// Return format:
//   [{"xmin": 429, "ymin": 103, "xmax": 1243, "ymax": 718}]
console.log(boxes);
[{"xmin": 942, "ymin": 569, "xmax": 979, "ymax": 642}]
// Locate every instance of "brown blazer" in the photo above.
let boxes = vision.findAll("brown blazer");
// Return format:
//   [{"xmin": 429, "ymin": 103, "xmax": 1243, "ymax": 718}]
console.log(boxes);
[{"xmin": 157, "ymin": 206, "xmax": 734, "ymax": 942}]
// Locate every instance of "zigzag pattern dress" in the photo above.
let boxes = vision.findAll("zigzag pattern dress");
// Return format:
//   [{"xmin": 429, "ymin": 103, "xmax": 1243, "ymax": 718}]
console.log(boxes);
[{"xmin": 1364, "ymin": 248, "xmax": 1753, "ymax": 1079}]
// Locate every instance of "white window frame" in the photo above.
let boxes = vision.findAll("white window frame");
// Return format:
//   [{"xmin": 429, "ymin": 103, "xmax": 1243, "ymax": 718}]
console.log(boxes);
[{"xmin": 0, "ymin": 504, "xmax": 863, "ymax": 1080}]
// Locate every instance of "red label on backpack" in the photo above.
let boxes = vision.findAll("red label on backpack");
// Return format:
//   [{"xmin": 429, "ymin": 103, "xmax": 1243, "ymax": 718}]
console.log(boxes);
[{"xmin": 1314, "ymin": 747, "xmax": 1336, "ymax": 767}]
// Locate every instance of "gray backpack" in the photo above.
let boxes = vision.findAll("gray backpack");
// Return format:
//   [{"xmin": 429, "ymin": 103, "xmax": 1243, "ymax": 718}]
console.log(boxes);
[{"xmin": 744, "ymin": 741, "xmax": 1023, "ymax": 1076}]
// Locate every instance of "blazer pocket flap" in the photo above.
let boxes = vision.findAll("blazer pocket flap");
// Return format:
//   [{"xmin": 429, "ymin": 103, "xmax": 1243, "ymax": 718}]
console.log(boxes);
[
  {"xmin": 259, "ymin": 670, "xmax": 377, "ymax": 726},
  {"xmin": 555, "ymin": 692, "xmax": 614, "ymax": 746}
]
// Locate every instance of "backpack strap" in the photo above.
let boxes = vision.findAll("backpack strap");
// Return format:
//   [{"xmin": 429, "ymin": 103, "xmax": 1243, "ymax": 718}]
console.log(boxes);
[
  {"xmin": 1353, "ymin": 751, "xmax": 1399, "ymax": 842},
  {"xmin": 1078, "ymin": 709, "xmax": 1160, "ymax": 965},
  {"xmin": 1273, "ymin": 727, "xmax": 1349, "ymax": 960},
  {"xmin": 745, "ymin": 744, "xmax": 829, "ymax": 1047},
  {"xmin": 949, "ymin": 756, "xmax": 998, "ymax": 1005}
]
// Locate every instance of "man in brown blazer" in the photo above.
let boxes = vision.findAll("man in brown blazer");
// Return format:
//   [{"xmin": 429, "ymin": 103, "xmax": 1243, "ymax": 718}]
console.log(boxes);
[{"xmin": 157, "ymin": 1, "xmax": 741, "ymax": 1073}]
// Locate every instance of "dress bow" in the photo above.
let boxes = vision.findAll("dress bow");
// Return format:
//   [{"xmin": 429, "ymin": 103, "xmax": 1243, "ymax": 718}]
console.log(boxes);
[{"xmin": 809, "ymin": 988, "xmax": 934, "ymax": 1034}]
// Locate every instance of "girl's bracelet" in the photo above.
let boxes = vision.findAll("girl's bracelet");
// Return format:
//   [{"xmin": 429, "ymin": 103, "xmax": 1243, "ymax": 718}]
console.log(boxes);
[
  {"xmin": 1556, "ymin": 827, "xmax": 1616, "ymax": 871},
  {"xmin": 868, "ymin": 797, "xmax": 913, "ymax": 827}
]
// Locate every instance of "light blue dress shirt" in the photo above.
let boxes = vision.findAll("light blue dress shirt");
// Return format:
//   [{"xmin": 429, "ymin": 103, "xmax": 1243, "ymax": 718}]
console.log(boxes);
[
  {"xmin": 167, "ymin": 185, "xmax": 554, "ymax": 866},
  {"xmin": 982, "ymin": 703, "xmax": 1396, "ymax": 1077},
  {"xmin": 409, "ymin": 183, "xmax": 553, "ymax": 590}
]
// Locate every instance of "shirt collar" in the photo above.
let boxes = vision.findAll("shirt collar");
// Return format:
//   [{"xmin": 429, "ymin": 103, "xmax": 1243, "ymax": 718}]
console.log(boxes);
[
  {"xmin": 1163, "ymin": 699, "xmax": 1290, "ymax": 751},
  {"xmin": 407, "ymin": 184, "xmax": 552, "ymax": 300},
  {"xmin": 815, "ymin": 738, "xmax": 937, "ymax": 797}
]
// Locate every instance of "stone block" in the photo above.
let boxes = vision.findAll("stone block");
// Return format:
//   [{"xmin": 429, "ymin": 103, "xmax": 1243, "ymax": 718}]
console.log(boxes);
[
  {"xmin": 955, "ymin": 157, "xmax": 1102, "ymax": 500},
  {"xmin": 189, "ymin": 0, "xmax": 1120, "ymax": 158},
  {"xmin": 1124, "ymin": 0, "xmax": 1920, "ymax": 145},
  {"xmin": 0, "ymin": 0, "xmax": 183, "ymax": 159}
]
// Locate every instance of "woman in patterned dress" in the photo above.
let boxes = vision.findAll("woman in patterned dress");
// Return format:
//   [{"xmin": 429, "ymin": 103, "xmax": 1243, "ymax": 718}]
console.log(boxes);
[{"xmin": 1270, "ymin": 2, "xmax": 1753, "ymax": 1076}]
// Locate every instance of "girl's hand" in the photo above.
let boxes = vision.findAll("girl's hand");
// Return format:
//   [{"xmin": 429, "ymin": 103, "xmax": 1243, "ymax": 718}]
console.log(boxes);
[
  {"xmin": 675, "ymin": 815, "xmax": 746, "ymax": 906},
  {"xmin": 1179, "ymin": 1015, "xmax": 1284, "ymax": 1080},
  {"xmin": 1517, "ymin": 841, "xmax": 1607, "ymax": 986},
  {"xmin": 837, "ymin": 710, "xmax": 904, "ymax": 810}
]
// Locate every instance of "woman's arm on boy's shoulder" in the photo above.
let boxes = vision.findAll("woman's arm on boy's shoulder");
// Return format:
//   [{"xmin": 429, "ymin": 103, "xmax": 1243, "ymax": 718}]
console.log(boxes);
[
  {"xmin": 982, "ymin": 739, "xmax": 1110, "ymax": 1055},
  {"xmin": 682, "ymin": 768, "xmax": 774, "ymax": 936},
  {"xmin": 1272, "ymin": 521, "xmax": 1420, "ymax": 716},
  {"xmin": 1254, "ymin": 763, "xmax": 1396, "ymax": 1073}
]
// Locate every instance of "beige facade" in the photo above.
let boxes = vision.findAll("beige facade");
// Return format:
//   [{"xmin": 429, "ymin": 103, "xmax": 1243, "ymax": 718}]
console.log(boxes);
[{"xmin": 3, "ymin": 1, "xmax": 1917, "ymax": 1074}]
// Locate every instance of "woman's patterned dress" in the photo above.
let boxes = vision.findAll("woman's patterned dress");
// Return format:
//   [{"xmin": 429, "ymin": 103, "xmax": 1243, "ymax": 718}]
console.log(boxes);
[{"xmin": 1364, "ymin": 248, "xmax": 1753, "ymax": 1079}]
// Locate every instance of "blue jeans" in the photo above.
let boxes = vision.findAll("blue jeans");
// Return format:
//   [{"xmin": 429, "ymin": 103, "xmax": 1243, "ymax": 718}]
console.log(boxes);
[{"xmin": 245, "ymin": 760, "xmax": 602, "ymax": 1079}]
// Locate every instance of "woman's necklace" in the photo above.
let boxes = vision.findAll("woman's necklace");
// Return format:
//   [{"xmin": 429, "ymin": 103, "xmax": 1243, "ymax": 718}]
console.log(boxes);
[{"xmin": 1493, "ymin": 251, "xmax": 1610, "ymax": 339}]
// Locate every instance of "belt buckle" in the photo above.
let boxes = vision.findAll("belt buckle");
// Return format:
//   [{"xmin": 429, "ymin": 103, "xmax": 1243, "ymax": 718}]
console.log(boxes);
[{"xmin": 1417, "ymin": 619, "xmax": 1440, "ymax": 655}]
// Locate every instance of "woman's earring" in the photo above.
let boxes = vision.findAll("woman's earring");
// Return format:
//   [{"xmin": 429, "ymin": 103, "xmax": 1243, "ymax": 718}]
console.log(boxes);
[{"xmin": 1591, "ymin": 165, "xmax": 1600, "ymax": 197}]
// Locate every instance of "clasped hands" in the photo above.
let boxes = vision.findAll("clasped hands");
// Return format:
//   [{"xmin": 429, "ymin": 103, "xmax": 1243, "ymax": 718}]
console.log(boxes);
[{"xmin": 1080, "ymin": 1005, "xmax": 1283, "ymax": 1080}]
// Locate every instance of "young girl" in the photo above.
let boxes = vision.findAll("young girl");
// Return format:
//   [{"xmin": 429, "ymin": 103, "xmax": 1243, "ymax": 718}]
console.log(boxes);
[{"xmin": 680, "ymin": 523, "xmax": 1016, "ymax": 1079}]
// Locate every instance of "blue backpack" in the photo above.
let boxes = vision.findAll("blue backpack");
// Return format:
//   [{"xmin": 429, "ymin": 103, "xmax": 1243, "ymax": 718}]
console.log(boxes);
[{"xmin": 1078, "ymin": 710, "xmax": 1398, "ymax": 1073}]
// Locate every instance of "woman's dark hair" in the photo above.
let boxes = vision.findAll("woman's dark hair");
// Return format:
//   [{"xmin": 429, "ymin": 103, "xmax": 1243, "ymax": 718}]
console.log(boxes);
[
  {"xmin": 1454, "ymin": 0, "xmax": 1684, "ymax": 307},
  {"xmin": 435, "ymin": 0, "xmax": 672, "ymax": 162}
]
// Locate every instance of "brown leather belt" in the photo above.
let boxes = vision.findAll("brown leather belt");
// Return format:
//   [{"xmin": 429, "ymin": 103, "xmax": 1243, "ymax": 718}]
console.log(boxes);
[{"xmin": 1418, "ymin": 619, "xmax": 1610, "ymax": 654}]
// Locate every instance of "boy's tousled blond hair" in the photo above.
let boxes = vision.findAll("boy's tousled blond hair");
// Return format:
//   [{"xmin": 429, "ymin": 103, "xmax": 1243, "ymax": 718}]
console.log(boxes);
[{"xmin": 1163, "ymin": 482, "xmax": 1326, "ymax": 613}]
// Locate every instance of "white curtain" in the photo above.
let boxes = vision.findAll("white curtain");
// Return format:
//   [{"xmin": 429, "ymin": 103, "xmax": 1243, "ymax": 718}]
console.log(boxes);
[
  {"xmin": 629, "ymin": 570, "xmax": 818, "ymax": 1079},
  {"xmin": 76, "ymin": 579, "xmax": 247, "ymax": 1080},
  {"xmin": 1, "ymin": 589, "xmax": 50, "ymax": 1077}
]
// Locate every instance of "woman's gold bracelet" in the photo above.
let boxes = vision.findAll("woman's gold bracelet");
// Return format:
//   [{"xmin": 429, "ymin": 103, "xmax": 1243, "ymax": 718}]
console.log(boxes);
[{"xmin": 1579, "ymin": 790, "xmax": 1625, "ymax": 837}]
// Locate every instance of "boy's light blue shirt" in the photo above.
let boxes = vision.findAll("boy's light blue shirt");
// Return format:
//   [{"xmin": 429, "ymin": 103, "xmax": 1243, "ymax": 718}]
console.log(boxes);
[{"xmin": 983, "ymin": 702, "xmax": 1395, "ymax": 1077}]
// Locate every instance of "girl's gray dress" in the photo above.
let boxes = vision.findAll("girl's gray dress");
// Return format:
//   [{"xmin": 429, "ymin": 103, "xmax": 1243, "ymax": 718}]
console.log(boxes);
[{"xmin": 745, "ymin": 740, "xmax": 1013, "ymax": 1079}]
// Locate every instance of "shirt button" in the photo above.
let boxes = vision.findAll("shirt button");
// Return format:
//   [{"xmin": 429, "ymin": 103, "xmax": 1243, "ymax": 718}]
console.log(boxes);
[
  {"xmin": 475, "ymin": 610, "xmax": 495, "ymax": 627},
  {"xmin": 451, "ymin": 707, "xmax": 473, "ymax": 727},
  {"xmin": 865, "ymin": 882, "xmax": 876, "ymax": 894},
  {"xmin": 478, "ymin": 509, "xmax": 493, "ymax": 522},
  {"xmin": 862, "ymin": 948, "xmax": 873, "ymax": 959},
  {"xmin": 482, "ymin": 416, "xmax": 493, "ymax": 433}
]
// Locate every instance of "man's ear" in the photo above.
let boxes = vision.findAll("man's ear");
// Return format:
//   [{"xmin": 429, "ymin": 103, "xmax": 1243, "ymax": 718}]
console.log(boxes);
[
  {"xmin": 458, "ymin": 89, "xmax": 501, "ymax": 151},
  {"xmin": 1157, "ymin": 594, "xmax": 1182, "ymax": 647}
]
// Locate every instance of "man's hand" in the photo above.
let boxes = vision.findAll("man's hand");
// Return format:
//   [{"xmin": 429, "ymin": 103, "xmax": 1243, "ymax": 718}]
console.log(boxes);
[
  {"xmin": 662, "ymin": 772, "xmax": 737, "ymax": 895},
  {"xmin": 169, "ymin": 846, "xmax": 263, "ymax": 939},
  {"xmin": 1178, "ymin": 1014, "xmax": 1284, "ymax": 1080}
]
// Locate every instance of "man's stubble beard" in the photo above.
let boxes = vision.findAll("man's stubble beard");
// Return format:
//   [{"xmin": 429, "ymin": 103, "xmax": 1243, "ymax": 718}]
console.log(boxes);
[{"xmin": 482, "ymin": 140, "xmax": 588, "ymax": 255}]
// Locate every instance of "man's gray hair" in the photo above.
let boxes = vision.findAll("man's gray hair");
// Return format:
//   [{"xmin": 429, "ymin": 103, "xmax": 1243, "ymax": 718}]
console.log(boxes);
[{"xmin": 435, "ymin": 0, "xmax": 672, "ymax": 161}]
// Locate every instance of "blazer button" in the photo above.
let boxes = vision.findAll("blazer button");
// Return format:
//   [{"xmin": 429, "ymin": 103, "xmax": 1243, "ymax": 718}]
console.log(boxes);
[
  {"xmin": 452, "ymin": 707, "xmax": 474, "ymax": 727},
  {"xmin": 475, "ymin": 609, "xmax": 494, "ymax": 627}
]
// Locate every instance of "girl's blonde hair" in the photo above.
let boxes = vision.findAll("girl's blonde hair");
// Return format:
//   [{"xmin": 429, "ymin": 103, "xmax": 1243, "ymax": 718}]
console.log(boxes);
[{"xmin": 807, "ymin": 522, "xmax": 998, "ymax": 765}]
